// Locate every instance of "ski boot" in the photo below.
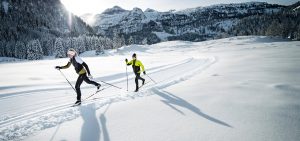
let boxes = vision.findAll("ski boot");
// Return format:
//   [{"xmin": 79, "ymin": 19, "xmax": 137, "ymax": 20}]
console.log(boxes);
[
  {"xmin": 97, "ymin": 84, "xmax": 101, "ymax": 90},
  {"xmin": 134, "ymin": 88, "xmax": 139, "ymax": 92},
  {"xmin": 74, "ymin": 100, "xmax": 81, "ymax": 105}
]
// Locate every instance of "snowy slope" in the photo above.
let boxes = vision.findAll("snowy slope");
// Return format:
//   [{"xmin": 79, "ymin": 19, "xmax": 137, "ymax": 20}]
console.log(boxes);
[{"xmin": 0, "ymin": 36, "xmax": 299, "ymax": 141}]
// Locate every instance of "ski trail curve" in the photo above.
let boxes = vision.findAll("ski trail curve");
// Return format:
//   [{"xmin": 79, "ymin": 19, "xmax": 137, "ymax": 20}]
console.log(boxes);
[{"xmin": 0, "ymin": 57, "xmax": 217, "ymax": 141}]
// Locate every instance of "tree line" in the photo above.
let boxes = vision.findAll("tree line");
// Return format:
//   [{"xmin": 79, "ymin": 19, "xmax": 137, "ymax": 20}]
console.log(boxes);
[{"xmin": 0, "ymin": 34, "xmax": 126, "ymax": 60}]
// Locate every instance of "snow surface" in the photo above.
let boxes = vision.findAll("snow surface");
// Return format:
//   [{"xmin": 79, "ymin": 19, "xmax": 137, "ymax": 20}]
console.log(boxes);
[
  {"xmin": 0, "ymin": 36, "xmax": 300, "ymax": 141},
  {"xmin": 0, "ymin": 57, "xmax": 21, "ymax": 63}
]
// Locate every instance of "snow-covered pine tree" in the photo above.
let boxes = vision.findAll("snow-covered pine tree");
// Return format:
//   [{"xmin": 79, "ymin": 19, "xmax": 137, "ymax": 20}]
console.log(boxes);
[
  {"xmin": 142, "ymin": 38, "xmax": 148, "ymax": 45},
  {"xmin": 104, "ymin": 37, "xmax": 113, "ymax": 49},
  {"xmin": 54, "ymin": 38, "xmax": 65, "ymax": 58},
  {"xmin": 84, "ymin": 36, "xmax": 92, "ymax": 51},
  {"xmin": 71, "ymin": 37, "xmax": 78, "ymax": 52},
  {"xmin": 64, "ymin": 38, "xmax": 72, "ymax": 52},
  {"xmin": 96, "ymin": 37, "xmax": 105, "ymax": 55},
  {"xmin": 77, "ymin": 36, "xmax": 85, "ymax": 54},
  {"xmin": 15, "ymin": 41, "xmax": 27, "ymax": 59},
  {"xmin": 88, "ymin": 36, "xmax": 93, "ymax": 50},
  {"xmin": 26, "ymin": 40, "xmax": 43, "ymax": 60},
  {"xmin": 113, "ymin": 34, "xmax": 122, "ymax": 49},
  {"xmin": 91, "ymin": 36, "xmax": 98, "ymax": 50},
  {"xmin": 40, "ymin": 37, "xmax": 53, "ymax": 56},
  {"xmin": 297, "ymin": 27, "xmax": 300, "ymax": 40},
  {"xmin": 120, "ymin": 35, "xmax": 126, "ymax": 46},
  {"xmin": 5, "ymin": 41, "xmax": 15, "ymax": 57},
  {"xmin": 81, "ymin": 35, "xmax": 90, "ymax": 51},
  {"xmin": 266, "ymin": 20, "xmax": 283, "ymax": 37},
  {"xmin": 0, "ymin": 41, "xmax": 5, "ymax": 57},
  {"xmin": 128, "ymin": 36, "xmax": 134, "ymax": 45}
]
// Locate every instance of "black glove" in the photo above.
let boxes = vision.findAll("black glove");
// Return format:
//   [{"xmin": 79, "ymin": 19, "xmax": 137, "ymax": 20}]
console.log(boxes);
[
  {"xmin": 55, "ymin": 66, "xmax": 62, "ymax": 70},
  {"xmin": 143, "ymin": 71, "xmax": 146, "ymax": 75},
  {"xmin": 125, "ymin": 58, "xmax": 128, "ymax": 62}
]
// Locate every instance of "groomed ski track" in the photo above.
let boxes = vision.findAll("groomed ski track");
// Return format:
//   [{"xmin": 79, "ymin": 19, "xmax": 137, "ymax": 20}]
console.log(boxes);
[{"xmin": 0, "ymin": 57, "xmax": 216, "ymax": 141}]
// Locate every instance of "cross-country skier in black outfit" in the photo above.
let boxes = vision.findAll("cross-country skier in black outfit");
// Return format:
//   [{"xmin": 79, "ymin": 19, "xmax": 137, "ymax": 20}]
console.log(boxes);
[
  {"xmin": 125, "ymin": 53, "xmax": 146, "ymax": 92},
  {"xmin": 55, "ymin": 48, "xmax": 101, "ymax": 105}
]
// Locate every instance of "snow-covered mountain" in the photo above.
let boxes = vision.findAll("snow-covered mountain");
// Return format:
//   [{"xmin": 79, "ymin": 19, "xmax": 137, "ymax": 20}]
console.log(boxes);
[
  {"xmin": 87, "ymin": 2, "xmax": 282, "ymax": 33},
  {"xmin": 102, "ymin": 6, "xmax": 128, "ymax": 15},
  {"xmin": 81, "ymin": 2, "xmax": 300, "ymax": 44}
]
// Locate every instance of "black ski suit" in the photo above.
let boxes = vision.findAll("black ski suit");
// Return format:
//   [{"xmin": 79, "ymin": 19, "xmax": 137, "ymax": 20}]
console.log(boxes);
[{"xmin": 60, "ymin": 56, "xmax": 100, "ymax": 101}]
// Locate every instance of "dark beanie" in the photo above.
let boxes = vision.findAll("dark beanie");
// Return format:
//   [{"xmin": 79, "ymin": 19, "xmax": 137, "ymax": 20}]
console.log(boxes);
[{"xmin": 132, "ymin": 53, "xmax": 137, "ymax": 58}]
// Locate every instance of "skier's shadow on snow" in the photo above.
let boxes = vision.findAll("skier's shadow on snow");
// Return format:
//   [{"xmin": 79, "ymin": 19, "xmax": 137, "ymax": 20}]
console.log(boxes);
[
  {"xmin": 99, "ymin": 104, "xmax": 111, "ymax": 141},
  {"xmin": 152, "ymin": 88, "xmax": 232, "ymax": 128},
  {"xmin": 79, "ymin": 103, "xmax": 111, "ymax": 141},
  {"xmin": 80, "ymin": 104, "xmax": 101, "ymax": 141}
]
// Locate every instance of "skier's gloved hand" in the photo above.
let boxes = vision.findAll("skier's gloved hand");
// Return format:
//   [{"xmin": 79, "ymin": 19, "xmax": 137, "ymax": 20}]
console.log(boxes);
[
  {"xmin": 88, "ymin": 74, "xmax": 93, "ymax": 79},
  {"xmin": 125, "ymin": 58, "xmax": 128, "ymax": 62},
  {"xmin": 143, "ymin": 71, "xmax": 146, "ymax": 75},
  {"xmin": 55, "ymin": 66, "xmax": 62, "ymax": 70}
]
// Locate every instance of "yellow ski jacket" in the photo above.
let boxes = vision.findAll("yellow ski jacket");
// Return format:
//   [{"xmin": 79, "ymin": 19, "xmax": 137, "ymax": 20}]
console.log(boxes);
[{"xmin": 126, "ymin": 59, "xmax": 145, "ymax": 74}]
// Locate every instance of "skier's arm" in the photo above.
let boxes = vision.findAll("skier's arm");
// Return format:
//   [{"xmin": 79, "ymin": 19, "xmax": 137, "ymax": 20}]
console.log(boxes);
[
  {"xmin": 82, "ymin": 62, "xmax": 91, "ymax": 75},
  {"xmin": 138, "ymin": 61, "xmax": 145, "ymax": 72},
  {"xmin": 126, "ymin": 60, "xmax": 133, "ymax": 66},
  {"xmin": 61, "ymin": 62, "xmax": 71, "ymax": 69}
]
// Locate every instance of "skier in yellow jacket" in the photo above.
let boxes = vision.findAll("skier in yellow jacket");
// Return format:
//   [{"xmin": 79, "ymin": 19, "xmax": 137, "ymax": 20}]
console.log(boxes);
[{"xmin": 125, "ymin": 53, "xmax": 146, "ymax": 92}]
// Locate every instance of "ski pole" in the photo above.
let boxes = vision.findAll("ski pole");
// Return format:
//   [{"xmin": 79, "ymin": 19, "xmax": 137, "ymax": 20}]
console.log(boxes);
[
  {"xmin": 100, "ymin": 80, "xmax": 123, "ymax": 90},
  {"xmin": 58, "ymin": 69, "xmax": 77, "ymax": 93},
  {"xmin": 83, "ymin": 85, "xmax": 112, "ymax": 101},
  {"xmin": 126, "ymin": 65, "xmax": 128, "ymax": 91},
  {"xmin": 146, "ymin": 74, "xmax": 157, "ymax": 84}
]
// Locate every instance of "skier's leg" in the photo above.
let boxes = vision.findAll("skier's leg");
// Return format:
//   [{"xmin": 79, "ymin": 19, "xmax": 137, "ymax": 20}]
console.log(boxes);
[
  {"xmin": 136, "ymin": 73, "xmax": 145, "ymax": 84},
  {"xmin": 83, "ymin": 74, "xmax": 101, "ymax": 89},
  {"xmin": 75, "ymin": 75, "xmax": 84, "ymax": 101},
  {"xmin": 142, "ymin": 76, "xmax": 145, "ymax": 85}
]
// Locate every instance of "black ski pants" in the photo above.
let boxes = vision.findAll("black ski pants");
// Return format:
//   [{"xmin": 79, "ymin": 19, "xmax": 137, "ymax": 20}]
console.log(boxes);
[
  {"xmin": 135, "ymin": 72, "xmax": 145, "ymax": 90},
  {"xmin": 75, "ymin": 73, "xmax": 100, "ymax": 100}
]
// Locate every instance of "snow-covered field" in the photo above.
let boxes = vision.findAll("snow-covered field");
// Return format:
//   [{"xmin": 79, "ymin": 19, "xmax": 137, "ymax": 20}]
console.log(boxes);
[{"xmin": 0, "ymin": 36, "xmax": 299, "ymax": 141}]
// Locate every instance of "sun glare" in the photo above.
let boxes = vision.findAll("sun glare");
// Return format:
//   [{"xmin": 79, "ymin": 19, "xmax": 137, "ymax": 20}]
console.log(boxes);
[{"xmin": 60, "ymin": 0, "xmax": 106, "ymax": 16}]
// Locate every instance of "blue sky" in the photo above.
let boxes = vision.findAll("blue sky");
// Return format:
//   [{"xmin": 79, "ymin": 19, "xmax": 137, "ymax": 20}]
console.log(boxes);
[{"xmin": 60, "ymin": 0, "xmax": 299, "ymax": 15}]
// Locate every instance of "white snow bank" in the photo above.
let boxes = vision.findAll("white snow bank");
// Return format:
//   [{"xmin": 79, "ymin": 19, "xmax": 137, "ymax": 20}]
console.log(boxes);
[{"xmin": 0, "ymin": 57, "xmax": 22, "ymax": 63}]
